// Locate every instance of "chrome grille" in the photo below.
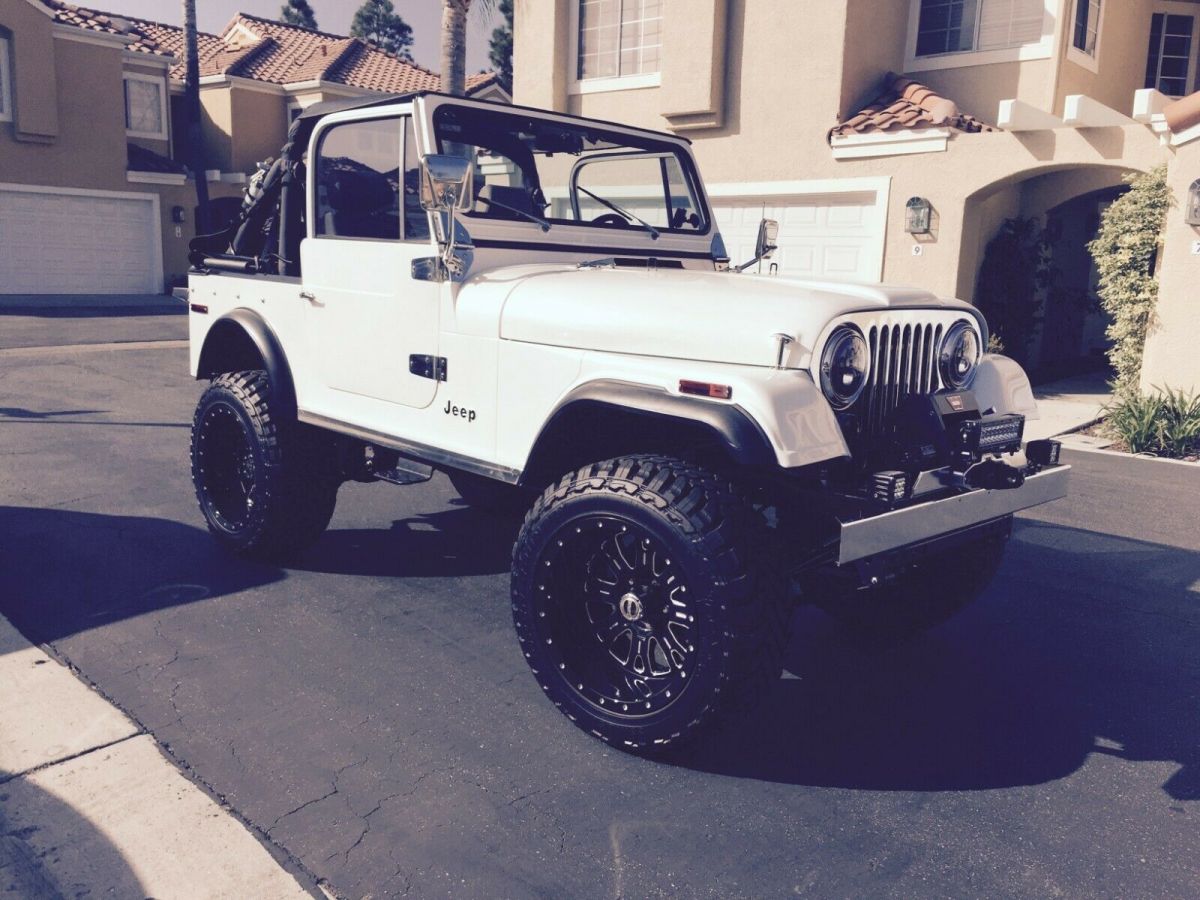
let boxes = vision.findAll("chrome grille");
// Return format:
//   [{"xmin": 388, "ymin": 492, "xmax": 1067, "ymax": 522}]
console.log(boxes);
[{"xmin": 861, "ymin": 322, "xmax": 943, "ymax": 435}]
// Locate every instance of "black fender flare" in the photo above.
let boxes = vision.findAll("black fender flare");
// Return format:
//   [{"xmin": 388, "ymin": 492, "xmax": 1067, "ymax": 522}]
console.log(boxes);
[
  {"xmin": 196, "ymin": 309, "xmax": 297, "ymax": 417},
  {"xmin": 521, "ymin": 379, "xmax": 776, "ymax": 486}
]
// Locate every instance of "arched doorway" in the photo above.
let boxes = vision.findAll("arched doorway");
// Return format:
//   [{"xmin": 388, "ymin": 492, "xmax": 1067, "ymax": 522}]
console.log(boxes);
[
  {"xmin": 1040, "ymin": 186, "xmax": 1128, "ymax": 378},
  {"xmin": 960, "ymin": 165, "xmax": 1139, "ymax": 383}
]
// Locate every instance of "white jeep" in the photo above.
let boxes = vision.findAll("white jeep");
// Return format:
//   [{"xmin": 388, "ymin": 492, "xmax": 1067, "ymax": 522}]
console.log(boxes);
[{"xmin": 184, "ymin": 92, "xmax": 1068, "ymax": 752}]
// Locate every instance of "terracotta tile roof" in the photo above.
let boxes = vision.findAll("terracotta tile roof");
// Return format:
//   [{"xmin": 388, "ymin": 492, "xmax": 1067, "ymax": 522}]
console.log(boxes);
[
  {"xmin": 41, "ymin": 4, "xmax": 504, "ymax": 97},
  {"xmin": 833, "ymin": 72, "xmax": 996, "ymax": 137},
  {"xmin": 328, "ymin": 42, "xmax": 440, "ymax": 93},
  {"xmin": 127, "ymin": 142, "xmax": 187, "ymax": 174},
  {"xmin": 38, "ymin": 1, "xmax": 172, "ymax": 57},
  {"xmin": 466, "ymin": 71, "xmax": 499, "ymax": 93}
]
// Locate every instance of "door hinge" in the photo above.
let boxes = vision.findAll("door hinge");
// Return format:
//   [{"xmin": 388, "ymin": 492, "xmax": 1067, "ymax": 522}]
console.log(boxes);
[{"xmin": 409, "ymin": 354, "xmax": 448, "ymax": 381}]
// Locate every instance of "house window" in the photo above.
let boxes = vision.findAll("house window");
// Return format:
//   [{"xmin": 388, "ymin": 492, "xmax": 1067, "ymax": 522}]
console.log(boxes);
[
  {"xmin": 576, "ymin": 0, "xmax": 662, "ymax": 81},
  {"xmin": 124, "ymin": 73, "xmax": 167, "ymax": 140},
  {"xmin": 0, "ymin": 36, "xmax": 12, "ymax": 124},
  {"xmin": 1073, "ymin": 0, "xmax": 1101, "ymax": 55},
  {"xmin": 915, "ymin": 0, "xmax": 1045, "ymax": 57},
  {"xmin": 1145, "ymin": 12, "xmax": 1196, "ymax": 97}
]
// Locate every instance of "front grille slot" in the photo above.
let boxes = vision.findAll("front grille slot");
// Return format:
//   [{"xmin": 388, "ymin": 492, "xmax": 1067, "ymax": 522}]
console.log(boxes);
[{"xmin": 861, "ymin": 322, "xmax": 942, "ymax": 436}]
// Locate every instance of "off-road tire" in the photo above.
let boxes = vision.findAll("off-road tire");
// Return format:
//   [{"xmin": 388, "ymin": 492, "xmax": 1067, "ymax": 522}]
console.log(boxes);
[
  {"xmin": 447, "ymin": 469, "xmax": 532, "ymax": 517},
  {"xmin": 511, "ymin": 455, "xmax": 790, "ymax": 753},
  {"xmin": 816, "ymin": 519, "xmax": 1010, "ymax": 639},
  {"xmin": 191, "ymin": 370, "xmax": 338, "ymax": 559}
]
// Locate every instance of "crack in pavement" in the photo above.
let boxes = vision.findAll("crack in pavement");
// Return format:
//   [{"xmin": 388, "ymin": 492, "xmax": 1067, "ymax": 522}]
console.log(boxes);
[{"xmin": 268, "ymin": 756, "xmax": 369, "ymax": 838}]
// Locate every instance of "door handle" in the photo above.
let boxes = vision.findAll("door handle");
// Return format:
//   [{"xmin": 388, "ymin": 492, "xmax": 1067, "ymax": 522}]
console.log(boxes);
[{"xmin": 299, "ymin": 291, "xmax": 317, "ymax": 303}]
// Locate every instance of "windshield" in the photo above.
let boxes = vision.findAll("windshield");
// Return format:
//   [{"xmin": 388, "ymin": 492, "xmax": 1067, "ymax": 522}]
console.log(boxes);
[{"xmin": 432, "ymin": 104, "xmax": 709, "ymax": 235}]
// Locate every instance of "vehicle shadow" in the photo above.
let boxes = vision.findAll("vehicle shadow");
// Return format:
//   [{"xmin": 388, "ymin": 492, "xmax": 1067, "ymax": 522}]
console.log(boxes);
[
  {"xmin": 0, "ymin": 769, "xmax": 147, "ymax": 897},
  {"xmin": 672, "ymin": 520, "xmax": 1200, "ymax": 800},
  {"xmin": 293, "ymin": 504, "xmax": 521, "ymax": 579},
  {"xmin": 0, "ymin": 506, "xmax": 284, "ymax": 645}
]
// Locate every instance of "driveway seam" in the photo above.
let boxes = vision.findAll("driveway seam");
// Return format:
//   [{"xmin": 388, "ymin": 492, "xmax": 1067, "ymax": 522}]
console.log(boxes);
[{"xmin": 0, "ymin": 733, "xmax": 143, "ymax": 786}]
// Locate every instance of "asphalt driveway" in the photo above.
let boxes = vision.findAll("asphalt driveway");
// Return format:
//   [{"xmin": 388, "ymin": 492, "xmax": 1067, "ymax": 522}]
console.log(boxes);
[{"xmin": 1, "ymin": 315, "xmax": 1196, "ymax": 898}]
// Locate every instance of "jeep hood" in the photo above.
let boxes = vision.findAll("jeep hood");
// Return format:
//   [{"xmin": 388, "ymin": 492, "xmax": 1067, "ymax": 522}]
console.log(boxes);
[{"xmin": 494, "ymin": 265, "xmax": 977, "ymax": 368}]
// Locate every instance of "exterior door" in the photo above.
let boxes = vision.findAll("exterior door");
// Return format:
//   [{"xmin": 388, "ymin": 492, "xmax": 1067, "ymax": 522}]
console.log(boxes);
[{"xmin": 300, "ymin": 114, "xmax": 440, "ymax": 411}]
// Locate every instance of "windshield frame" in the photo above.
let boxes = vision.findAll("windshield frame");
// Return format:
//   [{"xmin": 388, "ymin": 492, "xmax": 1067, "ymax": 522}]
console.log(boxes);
[{"xmin": 421, "ymin": 97, "xmax": 713, "ymax": 243}]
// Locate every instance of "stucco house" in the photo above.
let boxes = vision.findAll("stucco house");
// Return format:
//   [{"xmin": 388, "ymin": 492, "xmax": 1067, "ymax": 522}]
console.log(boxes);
[
  {"xmin": 0, "ymin": 0, "xmax": 507, "ymax": 293},
  {"xmin": 515, "ymin": 0, "xmax": 1200, "ymax": 393}
]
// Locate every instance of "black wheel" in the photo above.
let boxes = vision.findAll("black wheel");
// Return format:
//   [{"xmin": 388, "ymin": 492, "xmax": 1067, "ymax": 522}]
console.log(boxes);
[
  {"xmin": 815, "ymin": 519, "xmax": 1011, "ymax": 638},
  {"xmin": 447, "ymin": 469, "xmax": 532, "ymax": 516},
  {"xmin": 191, "ymin": 370, "xmax": 339, "ymax": 559},
  {"xmin": 511, "ymin": 455, "xmax": 789, "ymax": 753}
]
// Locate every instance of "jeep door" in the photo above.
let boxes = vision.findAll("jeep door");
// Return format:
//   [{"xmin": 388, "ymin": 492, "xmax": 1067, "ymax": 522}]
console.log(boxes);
[{"xmin": 300, "ymin": 113, "xmax": 440, "ymax": 413}]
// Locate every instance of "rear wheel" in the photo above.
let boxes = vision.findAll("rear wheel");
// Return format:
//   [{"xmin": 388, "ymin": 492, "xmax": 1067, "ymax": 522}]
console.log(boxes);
[
  {"xmin": 815, "ymin": 519, "xmax": 1010, "ymax": 638},
  {"xmin": 191, "ymin": 370, "xmax": 339, "ymax": 559},
  {"xmin": 511, "ymin": 455, "xmax": 789, "ymax": 752}
]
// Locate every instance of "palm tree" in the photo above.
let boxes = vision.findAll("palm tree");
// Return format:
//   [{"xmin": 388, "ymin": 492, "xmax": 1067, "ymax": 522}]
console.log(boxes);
[
  {"xmin": 440, "ymin": 0, "xmax": 495, "ymax": 96},
  {"xmin": 182, "ymin": 0, "xmax": 209, "ymax": 232}
]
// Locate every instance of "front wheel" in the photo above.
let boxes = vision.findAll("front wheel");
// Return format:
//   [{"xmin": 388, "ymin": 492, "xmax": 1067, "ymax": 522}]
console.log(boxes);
[
  {"xmin": 511, "ymin": 455, "xmax": 789, "ymax": 753},
  {"xmin": 191, "ymin": 370, "xmax": 339, "ymax": 559}
]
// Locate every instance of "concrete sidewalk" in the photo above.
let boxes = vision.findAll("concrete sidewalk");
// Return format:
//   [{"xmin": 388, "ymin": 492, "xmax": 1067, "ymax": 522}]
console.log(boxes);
[
  {"xmin": 1027, "ymin": 371, "xmax": 1112, "ymax": 441},
  {"xmin": 0, "ymin": 293, "xmax": 183, "ymax": 311},
  {"xmin": 0, "ymin": 615, "xmax": 313, "ymax": 899},
  {"xmin": 0, "ymin": 294, "xmax": 187, "ymax": 351}
]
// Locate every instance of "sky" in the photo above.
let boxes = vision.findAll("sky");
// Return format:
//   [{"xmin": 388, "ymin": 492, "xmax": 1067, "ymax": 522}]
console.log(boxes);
[{"xmin": 106, "ymin": 1, "xmax": 499, "ymax": 72}]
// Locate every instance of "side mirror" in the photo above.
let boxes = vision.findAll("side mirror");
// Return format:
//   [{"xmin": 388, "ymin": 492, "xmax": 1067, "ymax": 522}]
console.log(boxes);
[
  {"xmin": 755, "ymin": 218, "xmax": 779, "ymax": 260},
  {"xmin": 735, "ymin": 218, "xmax": 780, "ymax": 272},
  {"xmin": 419, "ymin": 154, "xmax": 475, "ymax": 212}
]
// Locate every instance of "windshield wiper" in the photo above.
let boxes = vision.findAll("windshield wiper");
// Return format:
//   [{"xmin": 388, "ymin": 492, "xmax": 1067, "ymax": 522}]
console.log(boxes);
[
  {"xmin": 477, "ymin": 196, "xmax": 552, "ymax": 232},
  {"xmin": 577, "ymin": 186, "xmax": 660, "ymax": 240}
]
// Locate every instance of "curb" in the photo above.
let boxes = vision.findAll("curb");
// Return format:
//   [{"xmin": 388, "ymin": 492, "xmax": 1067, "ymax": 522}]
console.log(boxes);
[
  {"xmin": 1061, "ymin": 442, "xmax": 1200, "ymax": 467},
  {"xmin": 0, "ymin": 614, "xmax": 321, "ymax": 899}
]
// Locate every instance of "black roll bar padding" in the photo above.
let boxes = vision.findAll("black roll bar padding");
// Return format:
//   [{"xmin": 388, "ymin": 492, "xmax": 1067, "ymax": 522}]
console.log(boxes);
[{"xmin": 200, "ymin": 255, "xmax": 258, "ymax": 274}]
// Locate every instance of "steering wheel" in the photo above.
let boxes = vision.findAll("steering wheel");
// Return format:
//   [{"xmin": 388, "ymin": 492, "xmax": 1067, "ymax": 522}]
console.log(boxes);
[{"xmin": 590, "ymin": 213, "xmax": 627, "ymax": 227}]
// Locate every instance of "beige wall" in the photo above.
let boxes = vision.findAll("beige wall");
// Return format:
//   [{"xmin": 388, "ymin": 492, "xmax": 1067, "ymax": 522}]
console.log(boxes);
[
  {"xmin": 838, "ymin": 0, "xmax": 907, "ymax": 120},
  {"xmin": 197, "ymin": 84, "xmax": 234, "ymax": 173},
  {"xmin": 0, "ymin": 36, "xmax": 128, "ymax": 189},
  {"xmin": 1141, "ymin": 139, "xmax": 1200, "ymax": 394},
  {"xmin": 228, "ymin": 86, "xmax": 288, "ymax": 173},
  {"xmin": 0, "ymin": 0, "xmax": 58, "ymax": 142},
  {"xmin": 1055, "ymin": 0, "xmax": 1154, "ymax": 118},
  {"xmin": 513, "ymin": 0, "xmax": 1175, "ymax": 302}
]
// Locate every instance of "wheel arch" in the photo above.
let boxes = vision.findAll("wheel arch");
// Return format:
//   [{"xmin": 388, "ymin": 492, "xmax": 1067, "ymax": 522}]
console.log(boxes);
[
  {"xmin": 518, "ymin": 379, "xmax": 776, "ymax": 489},
  {"xmin": 196, "ymin": 309, "xmax": 296, "ymax": 417}
]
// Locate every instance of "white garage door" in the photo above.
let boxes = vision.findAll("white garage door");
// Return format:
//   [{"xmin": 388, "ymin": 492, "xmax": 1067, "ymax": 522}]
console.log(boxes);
[
  {"xmin": 0, "ymin": 186, "xmax": 160, "ymax": 293},
  {"xmin": 712, "ymin": 192, "xmax": 884, "ymax": 281}
]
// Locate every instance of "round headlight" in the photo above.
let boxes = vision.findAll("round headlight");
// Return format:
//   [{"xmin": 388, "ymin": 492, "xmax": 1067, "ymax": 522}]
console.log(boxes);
[
  {"xmin": 820, "ymin": 326, "xmax": 870, "ymax": 410},
  {"xmin": 939, "ymin": 320, "xmax": 981, "ymax": 389}
]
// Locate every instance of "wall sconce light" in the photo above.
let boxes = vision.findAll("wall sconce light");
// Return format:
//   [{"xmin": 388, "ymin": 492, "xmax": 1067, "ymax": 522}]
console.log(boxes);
[
  {"xmin": 1187, "ymin": 179, "xmax": 1200, "ymax": 227},
  {"xmin": 171, "ymin": 205, "xmax": 186, "ymax": 224},
  {"xmin": 905, "ymin": 196, "xmax": 932, "ymax": 235}
]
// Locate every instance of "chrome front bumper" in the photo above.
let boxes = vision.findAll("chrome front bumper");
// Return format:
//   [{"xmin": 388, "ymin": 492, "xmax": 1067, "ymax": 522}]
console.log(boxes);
[{"xmin": 837, "ymin": 464, "xmax": 1070, "ymax": 565}]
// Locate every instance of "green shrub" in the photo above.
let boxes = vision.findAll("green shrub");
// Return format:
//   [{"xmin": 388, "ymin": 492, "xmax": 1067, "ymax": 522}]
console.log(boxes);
[
  {"xmin": 1103, "ymin": 386, "xmax": 1200, "ymax": 458},
  {"xmin": 1155, "ymin": 386, "xmax": 1200, "ymax": 457},
  {"xmin": 1087, "ymin": 166, "xmax": 1172, "ymax": 395}
]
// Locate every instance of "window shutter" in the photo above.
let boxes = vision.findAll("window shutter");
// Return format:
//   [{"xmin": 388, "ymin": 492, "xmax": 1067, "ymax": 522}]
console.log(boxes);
[{"xmin": 978, "ymin": 0, "xmax": 1045, "ymax": 50}]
